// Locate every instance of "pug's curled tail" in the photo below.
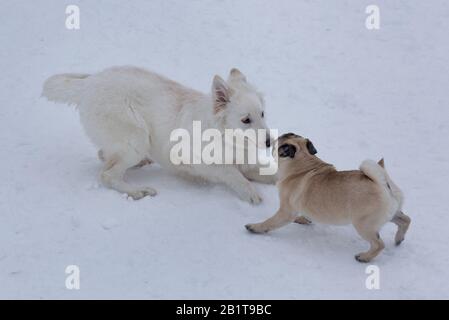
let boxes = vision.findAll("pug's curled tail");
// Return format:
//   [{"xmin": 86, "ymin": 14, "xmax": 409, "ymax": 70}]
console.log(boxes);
[{"xmin": 360, "ymin": 158, "xmax": 404, "ymax": 208}]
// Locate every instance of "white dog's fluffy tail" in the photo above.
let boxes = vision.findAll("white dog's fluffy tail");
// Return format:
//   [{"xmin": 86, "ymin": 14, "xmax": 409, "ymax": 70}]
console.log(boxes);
[
  {"xmin": 360, "ymin": 159, "xmax": 404, "ymax": 208},
  {"xmin": 42, "ymin": 73, "xmax": 90, "ymax": 106}
]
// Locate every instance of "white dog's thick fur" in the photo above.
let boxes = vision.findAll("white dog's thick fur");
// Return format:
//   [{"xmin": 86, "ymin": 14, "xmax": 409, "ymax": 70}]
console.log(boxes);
[{"xmin": 43, "ymin": 66, "xmax": 275, "ymax": 202}]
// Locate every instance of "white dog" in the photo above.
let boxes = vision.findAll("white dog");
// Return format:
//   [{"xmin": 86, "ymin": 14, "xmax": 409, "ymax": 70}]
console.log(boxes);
[{"xmin": 42, "ymin": 66, "xmax": 275, "ymax": 203}]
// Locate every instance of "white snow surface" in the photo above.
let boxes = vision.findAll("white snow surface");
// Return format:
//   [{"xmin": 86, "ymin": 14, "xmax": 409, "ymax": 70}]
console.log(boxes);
[{"xmin": 1, "ymin": 0, "xmax": 449, "ymax": 299}]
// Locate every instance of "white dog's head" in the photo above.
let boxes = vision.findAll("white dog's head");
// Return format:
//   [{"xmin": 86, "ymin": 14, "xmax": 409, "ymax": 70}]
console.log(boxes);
[{"xmin": 212, "ymin": 68, "xmax": 272, "ymax": 148}]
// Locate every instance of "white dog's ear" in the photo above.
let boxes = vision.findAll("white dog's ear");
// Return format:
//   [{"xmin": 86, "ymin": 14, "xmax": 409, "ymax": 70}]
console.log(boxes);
[
  {"xmin": 212, "ymin": 75, "xmax": 230, "ymax": 114},
  {"xmin": 228, "ymin": 68, "xmax": 247, "ymax": 83}
]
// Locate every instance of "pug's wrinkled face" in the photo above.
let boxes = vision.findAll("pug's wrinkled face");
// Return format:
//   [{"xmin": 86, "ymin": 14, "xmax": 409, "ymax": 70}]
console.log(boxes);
[{"xmin": 273, "ymin": 132, "xmax": 317, "ymax": 161}]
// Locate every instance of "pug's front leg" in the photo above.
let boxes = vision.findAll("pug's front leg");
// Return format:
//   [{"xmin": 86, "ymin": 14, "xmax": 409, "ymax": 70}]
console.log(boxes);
[{"xmin": 245, "ymin": 208, "xmax": 295, "ymax": 233}]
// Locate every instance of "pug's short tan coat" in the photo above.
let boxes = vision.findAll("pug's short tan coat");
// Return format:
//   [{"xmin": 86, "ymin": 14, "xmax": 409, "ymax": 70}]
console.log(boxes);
[{"xmin": 246, "ymin": 133, "xmax": 411, "ymax": 262}]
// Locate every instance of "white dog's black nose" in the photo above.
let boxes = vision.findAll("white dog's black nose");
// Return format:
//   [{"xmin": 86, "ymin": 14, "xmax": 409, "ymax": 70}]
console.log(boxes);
[{"xmin": 265, "ymin": 138, "xmax": 271, "ymax": 148}]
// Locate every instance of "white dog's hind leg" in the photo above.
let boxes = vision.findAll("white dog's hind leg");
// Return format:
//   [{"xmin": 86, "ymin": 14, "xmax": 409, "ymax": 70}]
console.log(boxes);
[
  {"xmin": 100, "ymin": 152, "xmax": 157, "ymax": 200},
  {"xmin": 132, "ymin": 158, "xmax": 152, "ymax": 169},
  {"xmin": 98, "ymin": 149, "xmax": 152, "ymax": 168}
]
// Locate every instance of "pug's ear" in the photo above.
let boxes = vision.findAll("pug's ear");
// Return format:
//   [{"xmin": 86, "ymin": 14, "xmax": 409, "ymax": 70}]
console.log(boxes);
[
  {"xmin": 306, "ymin": 139, "xmax": 317, "ymax": 155},
  {"xmin": 278, "ymin": 144, "xmax": 297, "ymax": 158}
]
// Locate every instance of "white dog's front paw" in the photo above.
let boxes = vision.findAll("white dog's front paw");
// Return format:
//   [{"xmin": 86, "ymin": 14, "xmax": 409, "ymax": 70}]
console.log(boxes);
[
  {"xmin": 251, "ymin": 193, "xmax": 262, "ymax": 205},
  {"xmin": 240, "ymin": 189, "xmax": 262, "ymax": 205},
  {"xmin": 127, "ymin": 187, "xmax": 157, "ymax": 200}
]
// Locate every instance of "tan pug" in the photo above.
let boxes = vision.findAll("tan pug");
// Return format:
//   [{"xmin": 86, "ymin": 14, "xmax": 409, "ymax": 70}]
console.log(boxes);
[{"xmin": 245, "ymin": 133, "xmax": 411, "ymax": 262}]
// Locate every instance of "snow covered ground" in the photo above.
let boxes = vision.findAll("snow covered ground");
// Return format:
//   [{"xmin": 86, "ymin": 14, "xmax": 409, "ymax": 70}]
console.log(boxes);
[{"xmin": 1, "ymin": 0, "xmax": 449, "ymax": 299}]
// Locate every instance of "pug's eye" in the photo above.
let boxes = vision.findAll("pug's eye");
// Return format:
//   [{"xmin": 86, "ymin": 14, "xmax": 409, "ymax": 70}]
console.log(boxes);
[
  {"xmin": 261, "ymin": 111, "xmax": 265, "ymax": 118},
  {"xmin": 241, "ymin": 117, "xmax": 251, "ymax": 124}
]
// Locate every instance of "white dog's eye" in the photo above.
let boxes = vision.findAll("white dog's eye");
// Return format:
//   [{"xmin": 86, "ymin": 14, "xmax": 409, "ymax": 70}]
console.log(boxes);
[
  {"xmin": 261, "ymin": 111, "xmax": 264, "ymax": 118},
  {"xmin": 241, "ymin": 117, "xmax": 251, "ymax": 124}
]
